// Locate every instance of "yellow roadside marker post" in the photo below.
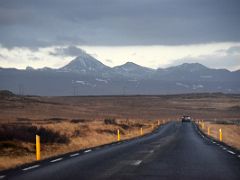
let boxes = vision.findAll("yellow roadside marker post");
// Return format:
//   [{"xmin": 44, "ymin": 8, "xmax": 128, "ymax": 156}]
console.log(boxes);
[
  {"xmin": 207, "ymin": 127, "xmax": 210, "ymax": 136},
  {"xmin": 152, "ymin": 124, "xmax": 154, "ymax": 130},
  {"xmin": 36, "ymin": 135, "xmax": 40, "ymax": 161},
  {"xmin": 219, "ymin": 129, "xmax": 222, "ymax": 142},
  {"xmin": 158, "ymin": 120, "xmax": 160, "ymax": 126},
  {"xmin": 117, "ymin": 129, "xmax": 120, "ymax": 141},
  {"xmin": 140, "ymin": 128, "xmax": 143, "ymax": 135},
  {"xmin": 202, "ymin": 122, "xmax": 205, "ymax": 130}
]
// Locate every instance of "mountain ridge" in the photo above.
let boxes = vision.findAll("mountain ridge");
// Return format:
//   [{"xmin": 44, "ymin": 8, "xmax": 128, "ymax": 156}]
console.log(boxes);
[{"xmin": 0, "ymin": 50, "xmax": 240, "ymax": 96}]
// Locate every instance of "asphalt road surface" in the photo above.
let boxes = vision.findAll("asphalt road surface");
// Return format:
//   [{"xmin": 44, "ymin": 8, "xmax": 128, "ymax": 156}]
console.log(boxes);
[{"xmin": 2, "ymin": 122, "xmax": 240, "ymax": 180}]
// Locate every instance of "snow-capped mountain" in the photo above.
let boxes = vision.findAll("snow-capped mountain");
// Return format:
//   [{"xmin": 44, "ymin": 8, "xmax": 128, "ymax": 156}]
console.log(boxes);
[
  {"xmin": 164, "ymin": 63, "xmax": 209, "ymax": 72},
  {"xmin": 60, "ymin": 52, "xmax": 110, "ymax": 73},
  {"xmin": 0, "ymin": 51, "xmax": 240, "ymax": 95},
  {"xmin": 113, "ymin": 62, "xmax": 154, "ymax": 78}
]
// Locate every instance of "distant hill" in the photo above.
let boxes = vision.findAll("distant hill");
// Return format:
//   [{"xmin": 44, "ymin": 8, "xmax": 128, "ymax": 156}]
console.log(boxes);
[{"xmin": 0, "ymin": 50, "xmax": 240, "ymax": 96}]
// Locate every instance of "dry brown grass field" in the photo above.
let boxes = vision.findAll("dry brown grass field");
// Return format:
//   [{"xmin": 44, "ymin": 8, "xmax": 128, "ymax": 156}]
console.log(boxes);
[
  {"xmin": 0, "ymin": 91, "xmax": 240, "ymax": 170},
  {"xmin": 198, "ymin": 121, "xmax": 240, "ymax": 150}
]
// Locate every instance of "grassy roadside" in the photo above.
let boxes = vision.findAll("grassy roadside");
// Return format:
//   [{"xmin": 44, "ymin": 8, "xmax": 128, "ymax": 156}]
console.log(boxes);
[
  {"xmin": 196, "ymin": 120, "xmax": 240, "ymax": 150},
  {"xmin": 0, "ymin": 118, "xmax": 164, "ymax": 171}
]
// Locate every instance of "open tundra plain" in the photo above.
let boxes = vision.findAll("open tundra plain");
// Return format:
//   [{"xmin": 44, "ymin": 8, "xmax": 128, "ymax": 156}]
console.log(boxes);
[{"xmin": 0, "ymin": 91, "xmax": 240, "ymax": 171}]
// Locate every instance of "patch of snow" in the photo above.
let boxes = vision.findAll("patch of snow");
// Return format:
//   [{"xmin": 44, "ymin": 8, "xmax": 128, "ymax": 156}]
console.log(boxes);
[
  {"xmin": 192, "ymin": 84, "xmax": 204, "ymax": 90},
  {"xmin": 176, "ymin": 82, "xmax": 189, "ymax": 88},
  {"xmin": 96, "ymin": 78, "xmax": 108, "ymax": 83},
  {"xmin": 75, "ymin": 81, "xmax": 86, "ymax": 85},
  {"xmin": 200, "ymin": 75, "xmax": 212, "ymax": 79},
  {"xmin": 73, "ymin": 80, "xmax": 96, "ymax": 88}
]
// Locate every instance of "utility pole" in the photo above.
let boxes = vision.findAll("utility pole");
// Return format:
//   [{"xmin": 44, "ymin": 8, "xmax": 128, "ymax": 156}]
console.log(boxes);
[{"xmin": 18, "ymin": 84, "xmax": 24, "ymax": 96}]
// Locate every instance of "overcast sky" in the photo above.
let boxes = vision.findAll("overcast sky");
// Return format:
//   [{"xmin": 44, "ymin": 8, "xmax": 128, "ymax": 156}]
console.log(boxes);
[{"xmin": 0, "ymin": 0, "xmax": 240, "ymax": 70}]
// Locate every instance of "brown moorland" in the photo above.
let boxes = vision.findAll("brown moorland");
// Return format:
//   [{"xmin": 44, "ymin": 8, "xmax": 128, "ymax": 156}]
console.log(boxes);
[
  {"xmin": 198, "ymin": 121, "xmax": 240, "ymax": 150},
  {"xmin": 0, "ymin": 91, "xmax": 240, "ymax": 170}
]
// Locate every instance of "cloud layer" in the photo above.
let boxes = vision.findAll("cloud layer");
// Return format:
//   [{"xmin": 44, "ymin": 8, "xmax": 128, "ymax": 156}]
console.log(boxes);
[
  {"xmin": 0, "ymin": 0, "xmax": 240, "ymax": 48},
  {"xmin": 169, "ymin": 46, "xmax": 240, "ymax": 70}
]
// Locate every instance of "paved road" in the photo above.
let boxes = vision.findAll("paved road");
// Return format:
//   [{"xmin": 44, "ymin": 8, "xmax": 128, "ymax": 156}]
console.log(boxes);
[{"xmin": 2, "ymin": 122, "xmax": 240, "ymax": 180}]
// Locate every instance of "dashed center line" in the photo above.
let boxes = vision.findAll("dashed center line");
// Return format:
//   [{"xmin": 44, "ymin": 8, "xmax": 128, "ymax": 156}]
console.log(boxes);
[
  {"xmin": 131, "ymin": 160, "xmax": 142, "ymax": 166},
  {"xmin": 70, "ymin": 153, "xmax": 79, "ymax": 157},
  {"xmin": 138, "ymin": 150, "xmax": 154, "ymax": 154},
  {"xmin": 227, "ymin": 150, "xmax": 235, "ymax": 155},
  {"xmin": 238, "ymin": 155, "xmax": 240, "ymax": 158},
  {"xmin": 0, "ymin": 175, "xmax": 5, "ymax": 179},
  {"xmin": 22, "ymin": 165, "xmax": 40, "ymax": 171},
  {"xmin": 149, "ymin": 150, "xmax": 154, "ymax": 153},
  {"xmin": 50, "ymin": 158, "xmax": 63, "ymax": 163},
  {"xmin": 84, "ymin": 149, "xmax": 92, "ymax": 153}
]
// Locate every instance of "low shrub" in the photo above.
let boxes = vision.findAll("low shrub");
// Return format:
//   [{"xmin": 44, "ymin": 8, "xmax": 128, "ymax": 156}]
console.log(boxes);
[
  {"xmin": 71, "ymin": 119, "xmax": 86, "ymax": 123},
  {"xmin": 0, "ymin": 124, "xmax": 69, "ymax": 144},
  {"xmin": 104, "ymin": 118, "xmax": 117, "ymax": 125}
]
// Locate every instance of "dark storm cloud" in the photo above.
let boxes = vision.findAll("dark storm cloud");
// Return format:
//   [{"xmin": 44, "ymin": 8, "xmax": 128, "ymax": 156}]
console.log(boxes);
[
  {"xmin": 50, "ymin": 46, "xmax": 86, "ymax": 56},
  {"xmin": 0, "ymin": 0, "xmax": 240, "ymax": 48}
]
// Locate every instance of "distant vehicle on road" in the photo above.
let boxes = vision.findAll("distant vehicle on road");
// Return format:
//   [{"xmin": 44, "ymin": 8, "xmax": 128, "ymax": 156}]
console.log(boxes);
[{"xmin": 181, "ymin": 115, "xmax": 191, "ymax": 122}]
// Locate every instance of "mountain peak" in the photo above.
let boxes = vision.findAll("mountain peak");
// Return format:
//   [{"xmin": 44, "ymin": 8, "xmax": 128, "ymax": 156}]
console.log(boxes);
[
  {"xmin": 167, "ymin": 63, "xmax": 209, "ymax": 72},
  {"xmin": 180, "ymin": 62, "xmax": 207, "ymax": 68},
  {"xmin": 113, "ymin": 61, "xmax": 154, "ymax": 77},
  {"xmin": 60, "ymin": 52, "xmax": 109, "ymax": 73},
  {"xmin": 122, "ymin": 61, "xmax": 142, "ymax": 67}
]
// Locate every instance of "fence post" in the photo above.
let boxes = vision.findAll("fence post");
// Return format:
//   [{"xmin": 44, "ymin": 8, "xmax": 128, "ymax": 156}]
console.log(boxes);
[{"xmin": 36, "ymin": 135, "xmax": 40, "ymax": 161}]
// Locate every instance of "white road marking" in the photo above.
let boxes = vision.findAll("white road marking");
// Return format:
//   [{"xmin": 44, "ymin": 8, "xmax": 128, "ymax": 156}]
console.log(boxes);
[
  {"xmin": 50, "ymin": 158, "xmax": 63, "ymax": 163},
  {"xmin": 0, "ymin": 175, "xmax": 5, "ymax": 179},
  {"xmin": 227, "ymin": 150, "xmax": 235, "ymax": 155},
  {"xmin": 149, "ymin": 150, "xmax": 154, "ymax": 153},
  {"xmin": 222, "ymin": 147, "xmax": 227, "ymax": 150},
  {"xmin": 138, "ymin": 150, "xmax": 154, "ymax": 154},
  {"xmin": 238, "ymin": 155, "xmax": 240, "ymax": 158},
  {"xmin": 22, "ymin": 165, "xmax": 40, "ymax": 171},
  {"xmin": 212, "ymin": 141, "xmax": 216, "ymax": 144},
  {"xmin": 131, "ymin": 160, "xmax": 142, "ymax": 166},
  {"xmin": 84, "ymin": 149, "xmax": 92, "ymax": 153},
  {"xmin": 70, "ymin": 153, "xmax": 79, "ymax": 157}
]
